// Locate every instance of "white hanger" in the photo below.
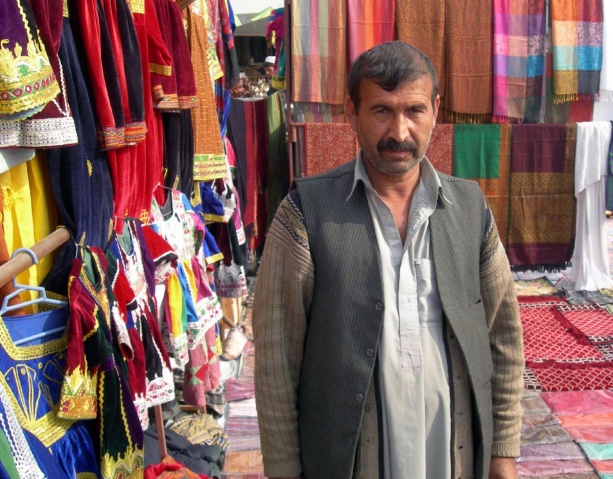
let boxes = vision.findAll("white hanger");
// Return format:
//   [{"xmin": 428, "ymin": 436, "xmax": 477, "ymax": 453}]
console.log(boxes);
[{"xmin": 0, "ymin": 248, "xmax": 68, "ymax": 324}]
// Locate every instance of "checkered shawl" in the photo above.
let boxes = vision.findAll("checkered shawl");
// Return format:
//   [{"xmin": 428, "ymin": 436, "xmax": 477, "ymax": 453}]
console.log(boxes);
[
  {"xmin": 493, "ymin": 0, "xmax": 547, "ymax": 123},
  {"xmin": 551, "ymin": 0, "xmax": 604, "ymax": 104}
]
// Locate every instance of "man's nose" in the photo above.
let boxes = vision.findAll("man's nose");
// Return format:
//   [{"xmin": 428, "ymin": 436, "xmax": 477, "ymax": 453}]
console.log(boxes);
[{"xmin": 389, "ymin": 114, "xmax": 410, "ymax": 142}]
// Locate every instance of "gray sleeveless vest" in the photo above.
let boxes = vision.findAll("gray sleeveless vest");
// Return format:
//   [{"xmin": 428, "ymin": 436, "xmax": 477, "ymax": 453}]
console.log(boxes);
[{"xmin": 294, "ymin": 160, "xmax": 494, "ymax": 479}]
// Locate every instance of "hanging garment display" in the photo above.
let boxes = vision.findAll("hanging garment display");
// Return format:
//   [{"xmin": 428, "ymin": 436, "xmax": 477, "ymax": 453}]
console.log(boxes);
[
  {"xmin": 598, "ymin": 0, "xmax": 612, "ymax": 102},
  {"xmin": 492, "ymin": 0, "xmax": 547, "ymax": 123},
  {"xmin": 184, "ymin": 0, "xmax": 226, "ymax": 183},
  {"xmin": 507, "ymin": 124, "xmax": 577, "ymax": 271},
  {"xmin": 108, "ymin": 219, "xmax": 176, "ymax": 412},
  {"xmin": 0, "ymin": 0, "xmax": 59, "ymax": 125},
  {"xmin": 551, "ymin": 0, "xmax": 604, "ymax": 103},
  {"xmin": 571, "ymin": 121, "xmax": 613, "ymax": 290},
  {"xmin": 60, "ymin": 247, "xmax": 144, "ymax": 479},
  {"xmin": 0, "ymin": 308, "xmax": 101, "ymax": 477},
  {"xmin": 346, "ymin": 0, "xmax": 395, "ymax": 66},
  {"xmin": 452, "ymin": 124, "xmax": 512, "ymax": 247}
]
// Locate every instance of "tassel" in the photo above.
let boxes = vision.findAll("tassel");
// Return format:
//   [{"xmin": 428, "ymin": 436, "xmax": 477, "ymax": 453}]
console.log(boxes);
[
  {"xmin": 445, "ymin": 111, "xmax": 492, "ymax": 124},
  {"xmin": 553, "ymin": 93, "xmax": 579, "ymax": 104},
  {"xmin": 596, "ymin": 90, "xmax": 613, "ymax": 103}
]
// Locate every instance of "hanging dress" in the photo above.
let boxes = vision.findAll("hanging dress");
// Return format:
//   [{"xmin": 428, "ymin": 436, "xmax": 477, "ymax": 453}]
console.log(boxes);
[{"xmin": 0, "ymin": 307, "xmax": 100, "ymax": 477}]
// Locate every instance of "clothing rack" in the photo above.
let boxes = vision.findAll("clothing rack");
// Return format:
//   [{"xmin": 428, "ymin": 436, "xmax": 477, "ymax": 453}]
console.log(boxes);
[{"xmin": 0, "ymin": 227, "xmax": 169, "ymax": 459}]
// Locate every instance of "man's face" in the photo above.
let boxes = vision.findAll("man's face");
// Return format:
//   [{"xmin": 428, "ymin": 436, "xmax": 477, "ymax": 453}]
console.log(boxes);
[
  {"xmin": 346, "ymin": 76, "xmax": 439, "ymax": 177},
  {"xmin": 264, "ymin": 65, "xmax": 274, "ymax": 75}
]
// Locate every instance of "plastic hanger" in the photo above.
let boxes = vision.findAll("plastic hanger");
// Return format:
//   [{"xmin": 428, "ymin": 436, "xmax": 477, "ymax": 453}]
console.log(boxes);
[{"xmin": 0, "ymin": 248, "xmax": 68, "ymax": 318}]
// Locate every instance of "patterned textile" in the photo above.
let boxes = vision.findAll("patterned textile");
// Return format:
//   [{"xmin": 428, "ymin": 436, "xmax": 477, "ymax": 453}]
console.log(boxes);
[
  {"xmin": 224, "ymin": 378, "xmax": 255, "ymax": 402},
  {"xmin": 515, "ymin": 277, "xmax": 558, "ymax": 296},
  {"xmin": 566, "ymin": 425, "xmax": 613, "ymax": 443},
  {"xmin": 520, "ymin": 299, "xmax": 605, "ymax": 364},
  {"xmin": 453, "ymin": 124, "xmax": 511, "ymax": 246},
  {"xmin": 492, "ymin": 0, "xmax": 546, "ymax": 123},
  {"xmin": 507, "ymin": 124, "xmax": 577, "ymax": 271},
  {"xmin": 518, "ymin": 441, "xmax": 586, "ymax": 462},
  {"xmin": 530, "ymin": 363, "xmax": 613, "ymax": 391},
  {"xmin": 598, "ymin": 0, "xmax": 613, "ymax": 102},
  {"xmin": 396, "ymin": 0, "xmax": 445, "ymax": 99},
  {"xmin": 291, "ymin": 0, "xmax": 346, "ymax": 107},
  {"xmin": 555, "ymin": 304, "xmax": 613, "ymax": 345},
  {"xmin": 303, "ymin": 122, "xmax": 359, "ymax": 176},
  {"xmin": 168, "ymin": 412, "xmax": 229, "ymax": 449},
  {"xmin": 516, "ymin": 459, "xmax": 597, "ymax": 476},
  {"xmin": 0, "ymin": 0, "xmax": 59, "ymax": 122},
  {"xmin": 551, "ymin": 0, "xmax": 604, "ymax": 103},
  {"xmin": 579, "ymin": 442, "xmax": 613, "ymax": 460},
  {"xmin": 592, "ymin": 460, "xmax": 613, "ymax": 473},
  {"xmin": 444, "ymin": 0, "xmax": 492, "ymax": 122},
  {"xmin": 346, "ymin": 0, "xmax": 395, "ymax": 66},
  {"xmin": 425, "ymin": 123, "xmax": 453, "ymax": 175},
  {"xmin": 541, "ymin": 389, "xmax": 613, "ymax": 415},
  {"xmin": 520, "ymin": 423, "xmax": 572, "ymax": 446},
  {"xmin": 186, "ymin": 0, "xmax": 226, "ymax": 182},
  {"xmin": 266, "ymin": 92, "xmax": 288, "ymax": 228}
]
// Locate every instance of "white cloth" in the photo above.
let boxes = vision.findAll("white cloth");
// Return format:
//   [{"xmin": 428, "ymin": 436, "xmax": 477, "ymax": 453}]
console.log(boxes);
[
  {"xmin": 351, "ymin": 156, "xmax": 451, "ymax": 479},
  {"xmin": 571, "ymin": 122, "xmax": 613, "ymax": 291},
  {"xmin": 0, "ymin": 148, "xmax": 34, "ymax": 174},
  {"xmin": 598, "ymin": 0, "xmax": 613, "ymax": 102}
]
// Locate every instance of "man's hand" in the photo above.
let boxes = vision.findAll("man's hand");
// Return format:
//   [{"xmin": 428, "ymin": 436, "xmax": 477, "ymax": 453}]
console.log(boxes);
[{"xmin": 489, "ymin": 457, "xmax": 517, "ymax": 479}]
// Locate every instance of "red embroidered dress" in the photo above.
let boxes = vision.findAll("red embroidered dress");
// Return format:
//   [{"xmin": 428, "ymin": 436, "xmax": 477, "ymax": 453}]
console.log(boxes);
[{"xmin": 59, "ymin": 247, "xmax": 144, "ymax": 479}]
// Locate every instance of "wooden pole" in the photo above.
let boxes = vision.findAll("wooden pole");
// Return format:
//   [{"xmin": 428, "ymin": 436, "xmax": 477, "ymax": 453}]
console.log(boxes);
[{"xmin": 0, "ymin": 228, "xmax": 70, "ymax": 289}]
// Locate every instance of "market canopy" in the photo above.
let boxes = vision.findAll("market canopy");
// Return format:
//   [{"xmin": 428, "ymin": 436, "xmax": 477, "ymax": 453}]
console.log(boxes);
[{"xmin": 231, "ymin": 0, "xmax": 283, "ymax": 36}]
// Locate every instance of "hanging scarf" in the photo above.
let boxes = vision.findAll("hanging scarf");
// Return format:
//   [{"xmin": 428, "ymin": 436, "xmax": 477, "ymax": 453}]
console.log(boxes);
[
  {"xmin": 492, "ymin": 0, "xmax": 546, "ymax": 123},
  {"xmin": 551, "ymin": 0, "xmax": 604, "ymax": 104},
  {"xmin": 346, "ymin": 0, "xmax": 395, "ymax": 66},
  {"xmin": 291, "ymin": 0, "xmax": 347, "ymax": 112},
  {"xmin": 452, "ymin": 124, "xmax": 511, "ymax": 246},
  {"xmin": 507, "ymin": 124, "xmax": 577, "ymax": 272},
  {"xmin": 445, "ymin": 0, "xmax": 493, "ymax": 122},
  {"xmin": 396, "ymin": 0, "xmax": 445, "ymax": 99}
]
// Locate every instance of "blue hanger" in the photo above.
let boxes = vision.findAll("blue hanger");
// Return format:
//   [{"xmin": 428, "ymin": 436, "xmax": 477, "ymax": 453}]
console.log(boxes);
[{"xmin": 0, "ymin": 248, "xmax": 68, "ymax": 337}]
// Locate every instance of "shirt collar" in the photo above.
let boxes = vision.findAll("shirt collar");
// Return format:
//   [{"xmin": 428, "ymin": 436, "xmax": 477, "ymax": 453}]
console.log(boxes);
[{"xmin": 347, "ymin": 152, "xmax": 444, "ymax": 204}]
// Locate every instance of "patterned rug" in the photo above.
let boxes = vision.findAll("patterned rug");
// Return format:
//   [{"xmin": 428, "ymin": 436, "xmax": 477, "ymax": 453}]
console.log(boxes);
[{"xmin": 515, "ymin": 276, "xmax": 559, "ymax": 297}]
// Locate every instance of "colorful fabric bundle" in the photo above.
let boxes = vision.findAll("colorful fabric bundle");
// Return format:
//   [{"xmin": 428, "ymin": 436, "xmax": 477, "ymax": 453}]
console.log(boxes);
[
  {"xmin": 444, "ymin": 0, "xmax": 492, "ymax": 122},
  {"xmin": 186, "ymin": 1, "xmax": 226, "ymax": 182},
  {"xmin": 291, "ymin": 0, "xmax": 347, "ymax": 110},
  {"xmin": 544, "ymin": 51, "xmax": 595, "ymax": 123},
  {"xmin": 492, "ymin": 0, "xmax": 547, "ymax": 123},
  {"xmin": 346, "ymin": 0, "xmax": 395, "ymax": 66},
  {"xmin": 303, "ymin": 123, "xmax": 359, "ymax": 176},
  {"xmin": 452, "ymin": 124, "xmax": 511, "ymax": 246},
  {"xmin": 266, "ymin": 92, "xmax": 288, "ymax": 228},
  {"xmin": 507, "ymin": 124, "xmax": 576, "ymax": 271},
  {"xmin": 396, "ymin": 0, "xmax": 445, "ymax": 99},
  {"xmin": 550, "ymin": 0, "xmax": 604, "ymax": 103}
]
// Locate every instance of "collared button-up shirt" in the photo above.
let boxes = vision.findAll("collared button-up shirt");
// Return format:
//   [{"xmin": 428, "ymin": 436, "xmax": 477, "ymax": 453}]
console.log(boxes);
[{"xmin": 350, "ymin": 155, "xmax": 451, "ymax": 479}]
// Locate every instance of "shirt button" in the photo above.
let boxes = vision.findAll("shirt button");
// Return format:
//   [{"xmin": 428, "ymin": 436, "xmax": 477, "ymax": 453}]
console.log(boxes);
[
  {"xmin": 366, "ymin": 348, "xmax": 375, "ymax": 357},
  {"xmin": 449, "ymin": 334, "xmax": 456, "ymax": 340},
  {"xmin": 375, "ymin": 302, "xmax": 383, "ymax": 312},
  {"xmin": 355, "ymin": 393, "xmax": 364, "ymax": 402}
]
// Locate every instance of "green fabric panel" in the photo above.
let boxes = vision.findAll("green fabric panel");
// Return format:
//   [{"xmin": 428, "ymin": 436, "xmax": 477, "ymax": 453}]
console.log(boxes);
[
  {"xmin": 453, "ymin": 124, "xmax": 501, "ymax": 179},
  {"xmin": 0, "ymin": 428, "xmax": 20, "ymax": 479},
  {"xmin": 580, "ymin": 442, "xmax": 613, "ymax": 461}
]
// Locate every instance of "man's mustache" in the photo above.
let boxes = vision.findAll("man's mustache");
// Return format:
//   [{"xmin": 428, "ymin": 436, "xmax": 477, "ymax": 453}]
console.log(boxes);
[{"xmin": 377, "ymin": 139, "xmax": 418, "ymax": 153}]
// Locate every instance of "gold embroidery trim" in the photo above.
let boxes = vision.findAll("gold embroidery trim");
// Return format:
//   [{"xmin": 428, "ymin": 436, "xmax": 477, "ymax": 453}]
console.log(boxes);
[
  {"xmin": 149, "ymin": 63, "xmax": 172, "ymax": 76},
  {"xmin": 128, "ymin": 0, "xmax": 145, "ymax": 14},
  {"xmin": 0, "ymin": 315, "xmax": 67, "ymax": 360}
]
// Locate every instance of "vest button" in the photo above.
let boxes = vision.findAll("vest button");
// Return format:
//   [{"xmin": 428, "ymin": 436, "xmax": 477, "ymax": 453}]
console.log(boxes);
[
  {"xmin": 355, "ymin": 393, "xmax": 363, "ymax": 402},
  {"xmin": 366, "ymin": 348, "xmax": 375, "ymax": 357},
  {"xmin": 347, "ymin": 438, "xmax": 354, "ymax": 446},
  {"xmin": 375, "ymin": 302, "xmax": 383, "ymax": 312}
]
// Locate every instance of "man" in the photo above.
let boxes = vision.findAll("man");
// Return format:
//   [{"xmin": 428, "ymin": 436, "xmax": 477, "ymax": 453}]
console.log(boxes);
[
  {"xmin": 253, "ymin": 41, "xmax": 524, "ymax": 479},
  {"xmin": 264, "ymin": 56, "xmax": 276, "ymax": 76}
]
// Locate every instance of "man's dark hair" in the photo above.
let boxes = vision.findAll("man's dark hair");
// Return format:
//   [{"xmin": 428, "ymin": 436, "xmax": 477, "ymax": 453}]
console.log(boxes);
[{"xmin": 348, "ymin": 41, "xmax": 439, "ymax": 112}]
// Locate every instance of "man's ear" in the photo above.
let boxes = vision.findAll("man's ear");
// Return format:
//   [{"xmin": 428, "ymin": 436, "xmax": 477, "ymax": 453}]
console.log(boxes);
[
  {"xmin": 346, "ymin": 96, "xmax": 358, "ymax": 132},
  {"xmin": 432, "ymin": 94, "xmax": 441, "ymax": 127}
]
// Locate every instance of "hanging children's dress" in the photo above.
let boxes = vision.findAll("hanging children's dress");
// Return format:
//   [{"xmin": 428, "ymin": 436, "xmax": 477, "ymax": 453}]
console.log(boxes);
[{"xmin": 0, "ymin": 307, "xmax": 100, "ymax": 477}]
